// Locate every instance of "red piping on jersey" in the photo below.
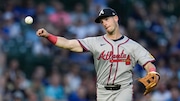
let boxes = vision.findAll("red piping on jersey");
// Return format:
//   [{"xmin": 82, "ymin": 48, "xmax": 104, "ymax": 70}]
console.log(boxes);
[
  {"xmin": 108, "ymin": 64, "xmax": 113, "ymax": 84},
  {"xmin": 142, "ymin": 60, "xmax": 155, "ymax": 67},
  {"xmin": 103, "ymin": 36, "xmax": 114, "ymax": 85},
  {"xmin": 77, "ymin": 40, "xmax": 88, "ymax": 52},
  {"xmin": 113, "ymin": 38, "xmax": 130, "ymax": 84}
]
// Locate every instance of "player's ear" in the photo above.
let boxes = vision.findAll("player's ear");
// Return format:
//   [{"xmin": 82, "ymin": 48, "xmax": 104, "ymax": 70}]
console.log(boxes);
[{"xmin": 114, "ymin": 15, "xmax": 119, "ymax": 22}]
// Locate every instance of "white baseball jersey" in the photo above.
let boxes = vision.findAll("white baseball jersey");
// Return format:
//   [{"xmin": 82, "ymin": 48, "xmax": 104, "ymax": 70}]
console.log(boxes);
[{"xmin": 78, "ymin": 35, "xmax": 155, "ymax": 86}]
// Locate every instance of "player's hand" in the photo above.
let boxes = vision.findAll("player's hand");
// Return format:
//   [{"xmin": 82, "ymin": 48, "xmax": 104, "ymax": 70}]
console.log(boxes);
[{"xmin": 36, "ymin": 28, "xmax": 49, "ymax": 38}]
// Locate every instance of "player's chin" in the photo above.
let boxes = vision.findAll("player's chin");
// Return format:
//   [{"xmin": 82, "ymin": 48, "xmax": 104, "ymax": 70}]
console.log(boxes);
[
  {"xmin": 107, "ymin": 30, "xmax": 113, "ymax": 34},
  {"xmin": 107, "ymin": 28, "xmax": 114, "ymax": 33},
  {"xmin": 106, "ymin": 27, "xmax": 111, "ymax": 31}
]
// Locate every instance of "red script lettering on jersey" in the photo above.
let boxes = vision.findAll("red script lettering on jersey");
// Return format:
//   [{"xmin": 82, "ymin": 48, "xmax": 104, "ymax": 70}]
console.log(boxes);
[
  {"xmin": 97, "ymin": 50, "xmax": 126, "ymax": 60},
  {"xmin": 97, "ymin": 50, "xmax": 131, "ymax": 64}
]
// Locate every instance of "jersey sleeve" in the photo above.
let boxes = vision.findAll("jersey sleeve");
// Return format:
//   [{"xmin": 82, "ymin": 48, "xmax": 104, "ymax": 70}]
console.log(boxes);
[
  {"xmin": 78, "ymin": 37, "xmax": 96, "ymax": 52},
  {"xmin": 133, "ymin": 43, "xmax": 155, "ymax": 67}
]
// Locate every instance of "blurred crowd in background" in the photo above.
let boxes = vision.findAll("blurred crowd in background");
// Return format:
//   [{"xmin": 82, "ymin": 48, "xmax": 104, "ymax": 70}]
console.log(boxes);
[{"xmin": 0, "ymin": 0, "xmax": 180, "ymax": 101}]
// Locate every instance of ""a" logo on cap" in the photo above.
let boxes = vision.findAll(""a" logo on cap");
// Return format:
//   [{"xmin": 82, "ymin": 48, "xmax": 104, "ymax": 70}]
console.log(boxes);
[{"xmin": 99, "ymin": 10, "xmax": 104, "ymax": 16}]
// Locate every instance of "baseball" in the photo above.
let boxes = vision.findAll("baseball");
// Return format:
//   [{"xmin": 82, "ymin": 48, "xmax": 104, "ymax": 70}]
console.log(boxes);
[{"xmin": 25, "ymin": 16, "xmax": 33, "ymax": 24}]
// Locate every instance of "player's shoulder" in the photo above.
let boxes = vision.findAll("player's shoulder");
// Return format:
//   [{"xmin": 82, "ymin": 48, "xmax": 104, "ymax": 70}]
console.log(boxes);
[
  {"xmin": 78, "ymin": 35, "xmax": 104, "ymax": 45},
  {"xmin": 83, "ymin": 35, "xmax": 104, "ymax": 40}
]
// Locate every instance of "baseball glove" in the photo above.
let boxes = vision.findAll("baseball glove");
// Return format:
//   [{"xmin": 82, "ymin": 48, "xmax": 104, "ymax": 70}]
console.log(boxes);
[{"xmin": 138, "ymin": 72, "xmax": 160, "ymax": 95}]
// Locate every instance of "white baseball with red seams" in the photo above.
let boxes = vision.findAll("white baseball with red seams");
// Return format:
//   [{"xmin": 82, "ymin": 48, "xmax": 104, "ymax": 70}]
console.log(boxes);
[
  {"xmin": 25, "ymin": 16, "xmax": 33, "ymax": 24},
  {"xmin": 78, "ymin": 35, "xmax": 155, "ymax": 101}
]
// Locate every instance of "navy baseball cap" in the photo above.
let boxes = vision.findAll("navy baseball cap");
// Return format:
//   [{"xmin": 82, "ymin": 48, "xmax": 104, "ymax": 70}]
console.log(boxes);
[{"xmin": 95, "ymin": 8, "xmax": 117, "ymax": 23}]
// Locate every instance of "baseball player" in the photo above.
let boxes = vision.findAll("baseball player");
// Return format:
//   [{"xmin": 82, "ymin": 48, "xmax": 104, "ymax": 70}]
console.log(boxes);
[{"xmin": 36, "ymin": 8, "xmax": 160, "ymax": 101}]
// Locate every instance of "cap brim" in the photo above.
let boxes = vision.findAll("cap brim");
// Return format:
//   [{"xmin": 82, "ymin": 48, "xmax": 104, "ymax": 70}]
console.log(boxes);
[
  {"xmin": 95, "ymin": 16, "xmax": 109, "ymax": 23},
  {"xmin": 95, "ymin": 15, "xmax": 116, "ymax": 23}
]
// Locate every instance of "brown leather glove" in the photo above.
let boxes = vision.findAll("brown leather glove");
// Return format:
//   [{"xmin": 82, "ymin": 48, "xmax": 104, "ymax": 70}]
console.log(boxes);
[{"xmin": 138, "ymin": 72, "xmax": 160, "ymax": 95}]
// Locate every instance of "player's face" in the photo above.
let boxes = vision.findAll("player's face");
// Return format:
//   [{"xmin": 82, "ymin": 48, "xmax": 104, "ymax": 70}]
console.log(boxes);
[{"xmin": 100, "ymin": 16, "xmax": 118, "ymax": 34}]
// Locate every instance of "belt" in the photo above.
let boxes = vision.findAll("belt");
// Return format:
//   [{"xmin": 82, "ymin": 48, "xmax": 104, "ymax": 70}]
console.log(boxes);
[
  {"xmin": 104, "ymin": 84, "xmax": 121, "ymax": 90},
  {"xmin": 104, "ymin": 83, "xmax": 132, "ymax": 90}
]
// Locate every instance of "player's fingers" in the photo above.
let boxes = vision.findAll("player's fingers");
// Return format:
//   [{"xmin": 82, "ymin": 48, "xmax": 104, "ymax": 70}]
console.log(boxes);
[
  {"xmin": 36, "ymin": 29, "xmax": 44, "ymax": 36},
  {"xmin": 41, "ymin": 29, "xmax": 44, "ymax": 34}
]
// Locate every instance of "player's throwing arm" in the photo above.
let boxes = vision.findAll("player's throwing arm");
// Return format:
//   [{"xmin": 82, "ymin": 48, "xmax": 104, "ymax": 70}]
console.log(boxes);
[{"xmin": 36, "ymin": 28, "xmax": 83, "ymax": 52}]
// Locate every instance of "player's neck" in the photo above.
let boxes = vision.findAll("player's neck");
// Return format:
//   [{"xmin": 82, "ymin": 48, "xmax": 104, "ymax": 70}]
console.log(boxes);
[
  {"xmin": 106, "ymin": 33, "xmax": 121, "ymax": 39},
  {"xmin": 106, "ymin": 28, "xmax": 122, "ymax": 40}
]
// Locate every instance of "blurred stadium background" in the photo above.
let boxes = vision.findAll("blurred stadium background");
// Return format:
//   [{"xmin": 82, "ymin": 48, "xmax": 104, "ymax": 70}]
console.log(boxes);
[{"xmin": 0, "ymin": 0, "xmax": 180, "ymax": 101}]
